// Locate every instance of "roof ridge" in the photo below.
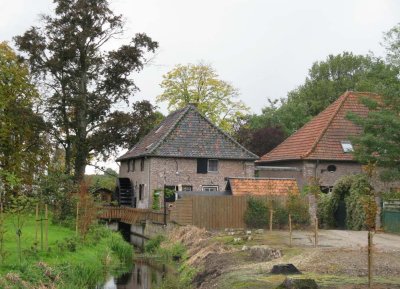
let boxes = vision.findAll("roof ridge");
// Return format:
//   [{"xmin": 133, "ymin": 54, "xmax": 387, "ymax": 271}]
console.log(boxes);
[
  {"xmin": 301, "ymin": 91, "xmax": 351, "ymax": 158},
  {"xmin": 147, "ymin": 105, "xmax": 192, "ymax": 155},
  {"xmin": 189, "ymin": 107, "xmax": 259, "ymax": 159}
]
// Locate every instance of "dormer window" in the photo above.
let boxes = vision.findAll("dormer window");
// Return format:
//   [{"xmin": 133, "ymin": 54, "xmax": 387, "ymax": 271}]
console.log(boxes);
[{"xmin": 341, "ymin": 140, "xmax": 353, "ymax": 153}]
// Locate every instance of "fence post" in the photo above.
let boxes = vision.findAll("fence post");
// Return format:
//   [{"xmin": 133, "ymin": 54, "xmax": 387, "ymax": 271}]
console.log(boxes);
[
  {"xmin": 269, "ymin": 209, "xmax": 273, "ymax": 231},
  {"xmin": 45, "ymin": 204, "xmax": 48, "ymax": 251},
  {"xmin": 314, "ymin": 217, "xmax": 318, "ymax": 248},
  {"xmin": 368, "ymin": 230, "xmax": 373, "ymax": 288},
  {"xmin": 289, "ymin": 214, "xmax": 292, "ymax": 247},
  {"xmin": 35, "ymin": 204, "xmax": 39, "ymax": 249},
  {"xmin": 76, "ymin": 202, "xmax": 79, "ymax": 236}
]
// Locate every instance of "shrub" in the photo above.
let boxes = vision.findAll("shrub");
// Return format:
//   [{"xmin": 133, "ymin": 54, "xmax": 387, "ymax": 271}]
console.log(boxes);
[
  {"xmin": 317, "ymin": 193, "xmax": 336, "ymax": 228},
  {"xmin": 286, "ymin": 194, "xmax": 310, "ymax": 226},
  {"xmin": 244, "ymin": 198, "xmax": 269, "ymax": 228},
  {"xmin": 273, "ymin": 206, "xmax": 288, "ymax": 229},
  {"xmin": 144, "ymin": 235, "xmax": 166, "ymax": 254}
]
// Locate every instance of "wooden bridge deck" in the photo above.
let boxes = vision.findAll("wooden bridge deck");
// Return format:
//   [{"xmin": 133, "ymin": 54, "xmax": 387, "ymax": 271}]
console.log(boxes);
[{"xmin": 98, "ymin": 206, "xmax": 166, "ymax": 225}]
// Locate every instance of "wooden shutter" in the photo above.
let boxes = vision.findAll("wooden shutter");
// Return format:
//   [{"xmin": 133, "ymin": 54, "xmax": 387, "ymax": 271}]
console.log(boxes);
[{"xmin": 197, "ymin": 158, "xmax": 208, "ymax": 174}]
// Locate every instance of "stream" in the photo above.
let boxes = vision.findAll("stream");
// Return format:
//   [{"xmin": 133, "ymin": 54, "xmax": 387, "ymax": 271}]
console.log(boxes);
[
  {"xmin": 97, "ymin": 226, "xmax": 178, "ymax": 289},
  {"xmin": 98, "ymin": 259, "xmax": 173, "ymax": 289}
]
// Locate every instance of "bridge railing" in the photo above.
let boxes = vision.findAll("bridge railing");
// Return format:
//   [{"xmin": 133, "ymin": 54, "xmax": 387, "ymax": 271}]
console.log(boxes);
[{"xmin": 98, "ymin": 206, "xmax": 167, "ymax": 224}]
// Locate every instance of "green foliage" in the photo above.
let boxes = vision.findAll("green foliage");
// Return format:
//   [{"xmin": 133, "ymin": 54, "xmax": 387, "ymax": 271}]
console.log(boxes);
[
  {"xmin": 0, "ymin": 217, "xmax": 132, "ymax": 289},
  {"xmin": 317, "ymin": 174, "xmax": 376, "ymax": 230},
  {"xmin": 86, "ymin": 168, "xmax": 117, "ymax": 192},
  {"xmin": 15, "ymin": 0, "xmax": 158, "ymax": 180},
  {"xmin": 317, "ymin": 193, "xmax": 337, "ymax": 229},
  {"xmin": 144, "ymin": 235, "xmax": 166, "ymax": 254},
  {"xmin": 152, "ymin": 190, "xmax": 161, "ymax": 210},
  {"xmin": 348, "ymin": 24, "xmax": 400, "ymax": 182},
  {"xmin": 37, "ymin": 172, "xmax": 77, "ymax": 227},
  {"xmin": 157, "ymin": 63, "xmax": 250, "ymax": 133},
  {"xmin": 0, "ymin": 42, "xmax": 49, "ymax": 189},
  {"xmin": 248, "ymin": 52, "xmax": 386, "ymax": 136},
  {"xmin": 244, "ymin": 198, "xmax": 269, "ymax": 228},
  {"xmin": 287, "ymin": 194, "xmax": 310, "ymax": 226}
]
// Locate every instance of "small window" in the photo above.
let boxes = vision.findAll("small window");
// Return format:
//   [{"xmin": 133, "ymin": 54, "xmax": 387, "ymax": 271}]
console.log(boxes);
[
  {"xmin": 139, "ymin": 184, "xmax": 144, "ymax": 201},
  {"xmin": 127, "ymin": 160, "xmax": 130, "ymax": 172},
  {"xmin": 202, "ymin": 185, "xmax": 219, "ymax": 192},
  {"xmin": 182, "ymin": 185, "xmax": 193, "ymax": 191},
  {"xmin": 341, "ymin": 140, "xmax": 353, "ymax": 153},
  {"xmin": 208, "ymin": 159, "xmax": 218, "ymax": 172},
  {"xmin": 132, "ymin": 159, "xmax": 135, "ymax": 172},
  {"xmin": 140, "ymin": 158, "xmax": 145, "ymax": 171},
  {"xmin": 197, "ymin": 158, "xmax": 208, "ymax": 174},
  {"xmin": 327, "ymin": 165, "xmax": 337, "ymax": 173}
]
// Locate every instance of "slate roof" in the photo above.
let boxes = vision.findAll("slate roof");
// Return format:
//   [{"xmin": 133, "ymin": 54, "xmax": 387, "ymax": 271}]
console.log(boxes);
[
  {"xmin": 226, "ymin": 177, "xmax": 299, "ymax": 196},
  {"xmin": 117, "ymin": 105, "xmax": 258, "ymax": 161},
  {"xmin": 258, "ymin": 91, "xmax": 378, "ymax": 163}
]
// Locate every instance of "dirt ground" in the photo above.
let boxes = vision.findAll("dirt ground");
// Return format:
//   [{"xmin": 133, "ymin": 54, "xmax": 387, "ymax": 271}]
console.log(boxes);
[{"xmin": 175, "ymin": 228, "xmax": 400, "ymax": 289}]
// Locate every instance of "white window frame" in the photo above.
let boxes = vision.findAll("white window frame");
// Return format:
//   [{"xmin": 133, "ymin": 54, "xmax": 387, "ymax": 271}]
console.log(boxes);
[
  {"xmin": 207, "ymin": 159, "xmax": 218, "ymax": 172},
  {"xmin": 202, "ymin": 185, "xmax": 219, "ymax": 192},
  {"xmin": 341, "ymin": 140, "xmax": 354, "ymax": 153}
]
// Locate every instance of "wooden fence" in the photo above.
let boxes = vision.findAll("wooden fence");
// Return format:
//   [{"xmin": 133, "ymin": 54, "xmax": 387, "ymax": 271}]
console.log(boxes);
[
  {"xmin": 98, "ymin": 206, "xmax": 166, "ymax": 224},
  {"xmin": 170, "ymin": 195, "xmax": 291, "ymax": 229}
]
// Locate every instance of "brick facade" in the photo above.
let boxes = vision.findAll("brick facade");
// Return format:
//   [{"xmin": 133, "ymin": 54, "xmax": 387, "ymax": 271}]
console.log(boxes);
[{"xmin": 119, "ymin": 157, "xmax": 255, "ymax": 208}]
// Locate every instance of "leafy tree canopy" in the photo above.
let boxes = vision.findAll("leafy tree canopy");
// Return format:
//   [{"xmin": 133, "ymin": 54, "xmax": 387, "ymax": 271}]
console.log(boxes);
[
  {"xmin": 0, "ymin": 42, "xmax": 49, "ymax": 189},
  {"xmin": 250, "ymin": 52, "xmax": 382, "ymax": 136},
  {"xmin": 349, "ymin": 24, "xmax": 400, "ymax": 181},
  {"xmin": 157, "ymin": 63, "xmax": 249, "ymax": 133},
  {"xmin": 14, "ymin": 0, "xmax": 158, "ymax": 181}
]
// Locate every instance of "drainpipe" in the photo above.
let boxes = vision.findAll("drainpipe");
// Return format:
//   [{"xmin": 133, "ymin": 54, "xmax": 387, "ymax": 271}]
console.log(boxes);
[{"xmin": 148, "ymin": 157, "xmax": 151, "ymax": 209}]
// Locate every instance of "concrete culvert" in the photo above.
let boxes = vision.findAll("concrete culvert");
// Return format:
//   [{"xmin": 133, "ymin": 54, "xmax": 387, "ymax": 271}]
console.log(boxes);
[
  {"xmin": 275, "ymin": 277, "xmax": 318, "ymax": 289},
  {"xmin": 271, "ymin": 264, "xmax": 301, "ymax": 274}
]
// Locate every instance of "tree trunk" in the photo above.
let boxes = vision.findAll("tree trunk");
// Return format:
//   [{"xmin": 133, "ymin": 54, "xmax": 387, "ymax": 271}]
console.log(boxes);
[{"xmin": 73, "ymin": 44, "xmax": 89, "ymax": 182}]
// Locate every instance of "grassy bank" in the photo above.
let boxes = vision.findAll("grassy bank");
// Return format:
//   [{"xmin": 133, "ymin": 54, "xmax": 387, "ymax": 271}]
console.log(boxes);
[
  {"xmin": 143, "ymin": 235, "xmax": 197, "ymax": 289},
  {"xmin": 0, "ymin": 214, "xmax": 133, "ymax": 289}
]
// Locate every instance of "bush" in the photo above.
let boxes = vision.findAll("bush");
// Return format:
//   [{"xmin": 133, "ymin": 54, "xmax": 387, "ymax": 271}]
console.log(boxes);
[
  {"xmin": 317, "ymin": 174, "xmax": 376, "ymax": 230},
  {"xmin": 273, "ymin": 206, "xmax": 288, "ymax": 229},
  {"xmin": 144, "ymin": 235, "xmax": 166, "ymax": 253},
  {"xmin": 244, "ymin": 198, "xmax": 269, "ymax": 228},
  {"xmin": 287, "ymin": 194, "xmax": 310, "ymax": 226}
]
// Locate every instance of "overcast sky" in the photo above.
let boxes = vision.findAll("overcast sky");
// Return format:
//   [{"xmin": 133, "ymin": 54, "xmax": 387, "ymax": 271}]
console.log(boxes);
[{"xmin": 1, "ymin": 0, "xmax": 399, "ymax": 173}]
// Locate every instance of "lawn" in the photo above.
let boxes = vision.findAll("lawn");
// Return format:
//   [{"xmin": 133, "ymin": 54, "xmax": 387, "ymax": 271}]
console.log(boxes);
[{"xmin": 0, "ymin": 213, "xmax": 133, "ymax": 289}]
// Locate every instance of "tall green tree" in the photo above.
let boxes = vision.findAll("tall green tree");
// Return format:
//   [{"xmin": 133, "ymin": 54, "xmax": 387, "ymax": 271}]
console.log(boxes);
[
  {"xmin": 0, "ymin": 42, "xmax": 48, "ymax": 188},
  {"xmin": 157, "ymin": 63, "xmax": 249, "ymax": 133},
  {"xmin": 15, "ymin": 0, "xmax": 158, "ymax": 181},
  {"xmin": 349, "ymin": 24, "xmax": 400, "ymax": 181},
  {"xmin": 252, "ymin": 53, "xmax": 380, "ymax": 135}
]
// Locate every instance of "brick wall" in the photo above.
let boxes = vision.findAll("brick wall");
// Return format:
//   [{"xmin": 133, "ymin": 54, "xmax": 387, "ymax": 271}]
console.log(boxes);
[{"xmin": 120, "ymin": 157, "xmax": 255, "ymax": 208}]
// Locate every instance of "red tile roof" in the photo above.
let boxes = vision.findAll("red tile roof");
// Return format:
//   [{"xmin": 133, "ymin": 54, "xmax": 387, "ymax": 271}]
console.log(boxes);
[
  {"xmin": 258, "ymin": 91, "xmax": 379, "ymax": 163},
  {"xmin": 227, "ymin": 177, "xmax": 299, "ymax": 196}
]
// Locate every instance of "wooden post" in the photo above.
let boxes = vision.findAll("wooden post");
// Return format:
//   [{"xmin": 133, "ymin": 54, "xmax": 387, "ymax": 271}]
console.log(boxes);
[
  {"xmin": 35, "ymin": 204, "xmax": 39, "ymax": 248},
  {"xmin": 269, "ymin": 209, "xmax": 273, "ymax": 232},
  {"xmin": 368, "ymin": 230, "xmax": 373, "ymax": 288},
  {"xmin": 314, "ymin": 217, "xmax": 318, "ymax": 248},
  {"xmin": 289, "ymin": 214, "xmax": 292, "ymax": 247},
  {"xmin": 45, "ymin": 204, "xmax": 48, "ymax": 251},
  {"xmin": 76, "ymin": 202, "xmax": 79, "ymax": 236}
]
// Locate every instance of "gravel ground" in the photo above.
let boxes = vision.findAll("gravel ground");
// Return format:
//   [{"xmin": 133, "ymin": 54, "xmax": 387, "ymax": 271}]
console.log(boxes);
[{"xmin": 195, "ymin": 229, "xmax": 400, "ymax": 289}]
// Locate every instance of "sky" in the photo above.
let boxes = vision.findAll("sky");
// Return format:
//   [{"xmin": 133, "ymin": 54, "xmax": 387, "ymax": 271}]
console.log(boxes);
[{"xmin": 1, "ymin": 0, "xmax": 399, "ymax": 173}]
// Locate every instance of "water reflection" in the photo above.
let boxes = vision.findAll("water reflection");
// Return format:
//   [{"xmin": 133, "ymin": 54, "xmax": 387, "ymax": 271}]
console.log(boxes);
[{"xmin": 99, "ymin": 260, "xmax": 169, "ymax": 289}]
